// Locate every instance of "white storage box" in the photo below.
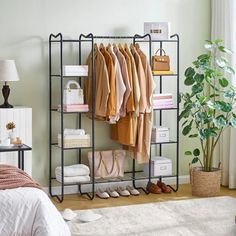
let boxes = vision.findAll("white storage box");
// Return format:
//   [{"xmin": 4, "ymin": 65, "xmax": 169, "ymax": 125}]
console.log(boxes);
[
  {"xmin": 144, "ymin": 22, "xmax": 170, "ymax": 40},
  {"xmin": 151, "ymin": 127, "xmax": 170, "ymax": 143},
  {"xmin": 63, "ymin": 65, "xmax": 88, "ymax": 77},
  {"xmin": 144, "ymin": 156, "xmax": 172, "ymax": 176},
  {"xmin": 58, "ymin": 134, "xmax": 90, "ymax": 148}
]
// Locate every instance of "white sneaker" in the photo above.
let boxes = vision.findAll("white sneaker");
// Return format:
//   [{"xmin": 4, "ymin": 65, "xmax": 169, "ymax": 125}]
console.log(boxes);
[
  {"xmin": 126, "ymin": 185, "xmax": 140, "ymax": 196},
  {"xmin": 117, "ymin": 186, "xmax": 130, "ymax": 197},
  {"xmin": 107, "ymin": 187, "xmax": 119, "ymax": 198},
  {"xmin": 96, "ymin": 188, "xmax": 109, "ymax": 199}
]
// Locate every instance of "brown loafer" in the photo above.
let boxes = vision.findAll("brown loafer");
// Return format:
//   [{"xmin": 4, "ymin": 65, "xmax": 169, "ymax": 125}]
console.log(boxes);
[
  {"xmin": 157, "ymin": 181, "xmax": 172, "ymax": 193},
  {"xmin": 147, "ymin": 182, "xmax": 162, "ymax": 194}
]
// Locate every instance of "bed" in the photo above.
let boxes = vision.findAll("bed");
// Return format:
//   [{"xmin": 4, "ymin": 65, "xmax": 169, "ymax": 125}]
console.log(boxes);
[{"xmin": 0, "ymin": 165, "xmax": 71, "ymax": 236}]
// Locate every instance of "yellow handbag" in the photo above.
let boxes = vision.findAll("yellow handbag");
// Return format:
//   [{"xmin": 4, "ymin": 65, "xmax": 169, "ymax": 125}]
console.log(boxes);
[{"xmin": 152, "ymin": 49, "xmax": 170, "ymax": 71}]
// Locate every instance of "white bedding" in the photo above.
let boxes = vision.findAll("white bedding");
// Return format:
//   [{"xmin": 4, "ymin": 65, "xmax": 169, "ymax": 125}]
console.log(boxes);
[{"xmin": 0, "ymin": 187, "xmax": 71, "ymax": 236}]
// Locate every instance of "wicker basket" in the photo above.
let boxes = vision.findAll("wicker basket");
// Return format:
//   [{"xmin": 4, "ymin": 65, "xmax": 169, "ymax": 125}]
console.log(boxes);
[{"xmin": 190, "ymin": 166, "xmax": 221, "ymax": 197}]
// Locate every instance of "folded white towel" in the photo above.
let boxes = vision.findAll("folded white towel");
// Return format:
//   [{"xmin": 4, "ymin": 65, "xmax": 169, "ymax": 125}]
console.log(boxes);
[
  {"xmin": 55, "ymin": 164, "xmax": 90, "ymax": 177},
  {"xmin": 64, "ymin": 129, "xmax": 85, "ymax": 135},
  {"xmin": 56, "ymin": 175, "xmax": 90, "ymax": 184}
]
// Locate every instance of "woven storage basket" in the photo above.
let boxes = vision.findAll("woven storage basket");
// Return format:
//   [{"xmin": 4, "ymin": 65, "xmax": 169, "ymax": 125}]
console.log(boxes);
[{"xmin": 190, "ymin": 166, "xmax": 221, "ymax": 197}]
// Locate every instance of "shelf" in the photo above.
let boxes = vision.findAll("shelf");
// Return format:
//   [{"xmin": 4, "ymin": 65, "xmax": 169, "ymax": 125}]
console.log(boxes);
[
  {"xmin": 50, "ymin": 74, "xmax": 61, "ymax": 77},
  {"xmin": 51, "ymin": 143, "xmax": 92, "ymax": 150},
  {"xmin": 135, "ymin": 39, "xmax": 178, "ymax": 43},
  {"xmin": 51, "ymin": 108, "xmax": 88, "ymax": 114},
  {"xmin": 51, "ymin": 172, "xmax": 177, "ymax": 186},
  {"xmin": 153, "ymin": 107, "xmax": 178, "ymax": 111},
  {"xmin": 151, "ymin": 140, "xmax": 177, "ymax": 145},
  {"xmin": 50, "ymin": 74, "xmax": 88, "ymax": 78}
]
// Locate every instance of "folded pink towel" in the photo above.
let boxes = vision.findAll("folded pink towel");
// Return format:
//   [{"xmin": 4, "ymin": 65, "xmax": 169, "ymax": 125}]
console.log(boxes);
[{"xmin": 0, "ymin": 164, "xmax": 42, "ymax": 190}]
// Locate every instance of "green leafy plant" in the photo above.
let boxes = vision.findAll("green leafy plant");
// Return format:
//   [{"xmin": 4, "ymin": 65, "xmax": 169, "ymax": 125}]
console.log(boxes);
[{"xmin": 180, "ymin": 39, "xmax": 236, "ymax": 171}]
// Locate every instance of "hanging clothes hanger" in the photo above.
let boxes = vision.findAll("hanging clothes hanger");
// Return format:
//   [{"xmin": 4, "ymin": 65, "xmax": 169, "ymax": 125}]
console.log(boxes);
[
  {"xmin": 94, "ymin": 43, "xmax": 98, "ymax": 51},
  {"xmin": 99, "ymin": 43, "xmax": 105, "ymax": 50},
  {"xmin": 135, "ymin": 43, "xmax": 140, "ymax": 50},
  {"xmin": 130, "ymin": 43, "xmax": 135, "ymax": 50},
  {"xmin": 118, "ymin": 43, "xmax": 123, "ymax": 51},
  {"xmin": 124, "ymin": 43, "xmax": 128, "ymax": 49}
]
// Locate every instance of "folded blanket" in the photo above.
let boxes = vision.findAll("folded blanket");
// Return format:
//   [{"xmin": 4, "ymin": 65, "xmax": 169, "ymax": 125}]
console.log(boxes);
[
  {"xmin": 0, "ymin": 165, "xmax": 42, "ymax": 190},
  {"xmin": 55, "ymin": 164, "xmax": 90, "ymax": 177},
  {"xmin": 56, "ymin": 174, "xmax": 90, "ymax": 184}
]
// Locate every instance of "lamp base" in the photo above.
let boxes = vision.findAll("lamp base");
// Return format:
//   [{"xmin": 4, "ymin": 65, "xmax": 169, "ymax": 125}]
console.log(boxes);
[
  {"xmin": 0, "ymin": 103, "xmax": 13, "ymax": 108},
  {"xmin": 0, "ymin": 83, "xmax": 14, "ymax": 108}
]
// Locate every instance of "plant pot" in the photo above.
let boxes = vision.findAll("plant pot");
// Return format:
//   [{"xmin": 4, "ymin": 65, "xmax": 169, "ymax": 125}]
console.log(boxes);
[{"xmin": 190, "ymin": 166, "xmax": 221, "ymax": 197}]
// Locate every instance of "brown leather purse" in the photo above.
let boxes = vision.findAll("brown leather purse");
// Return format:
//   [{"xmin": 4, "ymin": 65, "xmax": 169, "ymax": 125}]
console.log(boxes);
[{"xmin": 152, "ymin": 49, "xmax": 170, "ymax": 71}]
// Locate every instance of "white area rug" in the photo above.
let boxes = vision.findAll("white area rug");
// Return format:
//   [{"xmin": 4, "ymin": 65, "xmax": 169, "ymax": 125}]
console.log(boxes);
[{"xmin": 67, "ymin": 196, "xmax": 236, "ymax": 236}]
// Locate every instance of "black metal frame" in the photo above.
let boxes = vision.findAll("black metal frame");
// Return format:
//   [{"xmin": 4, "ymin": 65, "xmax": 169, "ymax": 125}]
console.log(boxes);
[
  {"xmin": 150, "ymin": 34, "xmax": 180, "ymax": 192},
  {"xmin": 49, "ymin": 33, "xmax": 179, "ymax": 202}
]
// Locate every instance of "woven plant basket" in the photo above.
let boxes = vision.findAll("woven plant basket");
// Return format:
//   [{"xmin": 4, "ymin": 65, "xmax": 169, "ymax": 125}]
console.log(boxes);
[{"xmin": 190, "ymin": 166, "xmax": 221, "ymax": 197}]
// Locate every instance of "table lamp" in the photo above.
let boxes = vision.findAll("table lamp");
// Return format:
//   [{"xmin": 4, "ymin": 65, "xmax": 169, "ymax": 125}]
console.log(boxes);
[{"xmin": 0, "ymin": 60, "xmax": 20, "ymax": 108}]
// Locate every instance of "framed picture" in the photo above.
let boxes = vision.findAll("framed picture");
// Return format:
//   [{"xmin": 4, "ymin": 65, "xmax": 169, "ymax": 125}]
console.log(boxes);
[{"xmin": 144, "ymin": 22, "xmax": 170, "ymax": 40}]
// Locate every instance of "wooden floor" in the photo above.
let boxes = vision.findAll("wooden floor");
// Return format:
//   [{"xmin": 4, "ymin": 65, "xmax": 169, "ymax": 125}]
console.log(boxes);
[{"xmin": 52, "ymin": 184, "xmax": 236, "ymax": 211}]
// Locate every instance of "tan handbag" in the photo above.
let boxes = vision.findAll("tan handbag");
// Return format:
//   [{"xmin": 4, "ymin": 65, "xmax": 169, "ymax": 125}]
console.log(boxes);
[
  {"xmin": 152, "ymin": 49, "xmax": 170, "ymax": 71},
  {"xmin": 87, "ymin": 150, "xmax": 126, "ymax": 179}
]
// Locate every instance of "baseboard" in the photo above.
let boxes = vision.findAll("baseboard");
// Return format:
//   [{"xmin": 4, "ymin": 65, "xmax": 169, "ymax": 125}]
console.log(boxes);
[{"xmin": 43, "ymin": 175, "xmax": 190, "ymax": 195}]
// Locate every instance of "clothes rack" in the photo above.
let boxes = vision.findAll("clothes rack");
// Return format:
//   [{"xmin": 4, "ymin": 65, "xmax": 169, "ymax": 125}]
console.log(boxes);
[{"xmin": 49, "ymin": 32, "xmax": 179, "ymax": 202}]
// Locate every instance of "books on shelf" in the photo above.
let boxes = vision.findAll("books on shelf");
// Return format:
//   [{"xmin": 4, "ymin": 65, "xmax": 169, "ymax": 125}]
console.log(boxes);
[
  {"xmin": 58, "ymin": 104, "xmax": 89, "ymax": 112},
  {"xmin": 152, "ymin": 70, "xmax": 174, "ymax": 75},
  {"xmin": 153, "ymin": 93, "xmax": 174, "ymax": 109}
]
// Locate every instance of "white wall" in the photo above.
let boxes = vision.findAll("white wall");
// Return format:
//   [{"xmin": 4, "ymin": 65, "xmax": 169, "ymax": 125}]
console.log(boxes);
[{"xmin": 0, "ymin": 0, "xmax": 211, "ymax": 186}]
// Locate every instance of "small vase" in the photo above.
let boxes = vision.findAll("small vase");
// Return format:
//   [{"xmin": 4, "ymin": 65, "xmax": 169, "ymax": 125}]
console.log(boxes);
[{"xmin": 9, "ymin": 130, "xmax": 16, "ymax": 143}]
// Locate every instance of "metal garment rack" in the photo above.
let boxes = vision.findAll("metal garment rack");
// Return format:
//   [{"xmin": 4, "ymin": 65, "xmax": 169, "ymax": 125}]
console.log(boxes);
[
  {"xmin": 151, "ymin": 34, "xmax": 180, "ymax": 192},
  {"xmin": 49, "ymin": 33, "xmax": 179, "ymax": 202}
]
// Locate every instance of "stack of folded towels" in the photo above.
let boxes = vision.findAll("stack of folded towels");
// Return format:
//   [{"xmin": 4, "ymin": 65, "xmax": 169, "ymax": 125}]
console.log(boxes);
[{"xmin": 55, "ymin": 164, "xmax": 90, "ymax": 184}]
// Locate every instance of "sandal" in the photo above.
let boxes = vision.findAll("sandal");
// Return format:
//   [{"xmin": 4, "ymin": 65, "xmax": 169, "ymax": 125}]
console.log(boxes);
[
  {"xmin": 157, "ymin": 181, "xmax": 172, "ymax": 193},
  {"xmin": 146, "ymin": 182, "xmax": 162, "ymax": 194}
]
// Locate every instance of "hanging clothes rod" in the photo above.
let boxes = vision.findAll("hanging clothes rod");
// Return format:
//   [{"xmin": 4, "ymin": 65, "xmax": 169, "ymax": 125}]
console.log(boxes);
[{"xmin": 49, "ymin": 33, "xmax": 178, "ymax": 43}]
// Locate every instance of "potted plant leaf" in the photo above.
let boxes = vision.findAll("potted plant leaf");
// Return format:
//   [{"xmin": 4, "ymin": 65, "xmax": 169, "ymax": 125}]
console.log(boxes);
[{"xmin": 180, "ymin": 39, "xmax": 236, "ymax": 197}]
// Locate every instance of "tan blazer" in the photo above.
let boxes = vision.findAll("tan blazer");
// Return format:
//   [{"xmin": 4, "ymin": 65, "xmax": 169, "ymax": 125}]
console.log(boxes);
[
  {"xmin": 86, "ymin": 44, "xmax": 110, "ymax": 119},
  {"xmin": 135, "ymin": 44, "xmax": 155, "ymax": 113},
  {"xmin": 130, "ymin": 44, "xmax": 147, "ymax": 113},
  {"xmin": 124, "ymin": 44, "xmax": 140, "ymax": 116},
  {"xmin": 100, "ymin": 44, "xmax": 116, "ymax": 118},
  {"xmin": 119, "ymin": 44, "xmax": 135, "ymax": 113},
  {"xmin": 107, "ymin": 45, "xmax": 126, "ymax": 123}
]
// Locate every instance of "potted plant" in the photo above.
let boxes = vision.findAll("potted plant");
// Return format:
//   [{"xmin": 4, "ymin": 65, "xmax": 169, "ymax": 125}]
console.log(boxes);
[{"xmin": 180, "ymin": 39, "xmax": 236, "ymax": 197}]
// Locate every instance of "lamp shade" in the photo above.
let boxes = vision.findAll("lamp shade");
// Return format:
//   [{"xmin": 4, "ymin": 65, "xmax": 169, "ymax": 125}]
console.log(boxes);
[{"xmin": 0, "ymin": 60, "xmax": 20, "ymax": 82}]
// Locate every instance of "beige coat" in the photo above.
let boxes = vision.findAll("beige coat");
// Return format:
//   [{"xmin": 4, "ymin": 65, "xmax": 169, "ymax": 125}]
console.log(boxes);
[{"xmin": 130, "ymin": 44, "xmax": 153, "ymax": 163}]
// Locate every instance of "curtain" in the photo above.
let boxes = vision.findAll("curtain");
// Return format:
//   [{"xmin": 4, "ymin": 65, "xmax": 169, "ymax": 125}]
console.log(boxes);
[{"xmin": 212, "ymin": 0, "xmax": 236, "ymax": 188}]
